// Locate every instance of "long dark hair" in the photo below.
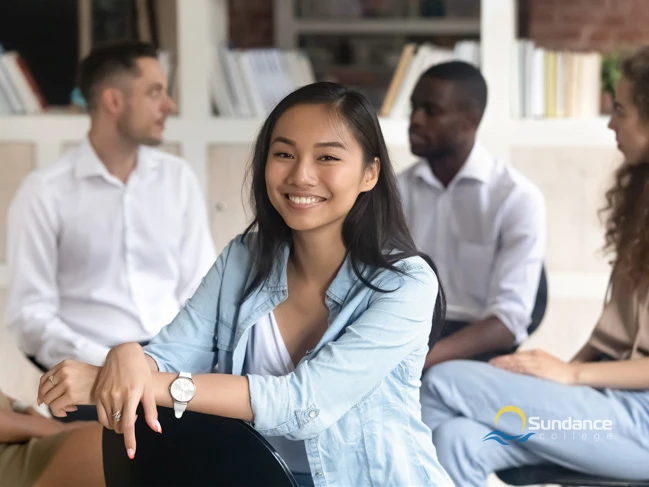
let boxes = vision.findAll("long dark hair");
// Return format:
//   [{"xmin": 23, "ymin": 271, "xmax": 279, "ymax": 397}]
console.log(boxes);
[
  {"xmin": 242, "ymin": 82, "xmax": 445, "ymax": 338},
  {"xmin": 602, "ymin": 47, "xmax": 649, "ymax": 285}
]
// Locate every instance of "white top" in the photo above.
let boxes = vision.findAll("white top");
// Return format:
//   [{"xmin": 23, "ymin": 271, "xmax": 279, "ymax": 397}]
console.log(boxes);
[
  {"xmin": 5, "ymin": 139, "xmax": 216, "ymax": 368},
  {"xmin": 398, "ymin": 142, "xmax": 546, "ymax": 344},
  {"xmin": 245, "ymin": 312, "xmax": 311, "ymax": 474}
]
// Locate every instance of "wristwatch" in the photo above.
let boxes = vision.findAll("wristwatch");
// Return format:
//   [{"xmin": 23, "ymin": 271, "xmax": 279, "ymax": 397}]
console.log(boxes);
[{"xmin": 169, "ymin": 372, "xmax": 196, "ymax": 419}]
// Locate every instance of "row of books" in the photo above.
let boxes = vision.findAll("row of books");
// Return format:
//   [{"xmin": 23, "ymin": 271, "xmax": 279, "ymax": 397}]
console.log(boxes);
[
  {"xmin": 380, "ymin": 41, "xmax": 480, "ymax": 118},
  {"xmin": 210, "ymin": 47, "xmax": 316, "ymax": 117},
  {"xmin": 512, "ymin": 40, "xmax": 602, "ymax": 119},
  {"xmin": 0, "ymin": 47, "xmax": 46, "ymax": 115}
]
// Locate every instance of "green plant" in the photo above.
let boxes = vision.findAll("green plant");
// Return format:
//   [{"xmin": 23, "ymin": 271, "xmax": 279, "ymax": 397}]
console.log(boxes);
[{"xmin": 602, "ymin": 51, "xmax": 624, "ymax": 94}]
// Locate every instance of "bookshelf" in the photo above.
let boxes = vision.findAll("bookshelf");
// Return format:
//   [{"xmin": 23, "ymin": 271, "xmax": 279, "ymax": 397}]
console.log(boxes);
[
  {"xmin": 273, "ymin": 0, "xmax": 481, "ymax": 108},
  {"xmin": 274, "ymin": 0, "xmax": 480, "ymax": 48},
  {"xmin": 0, "ymin": 0, "xmax": 618, "ymax": 306},
  {"xmin": 0, "ymin": 0, "xmax": 626, "ymax": 449}
]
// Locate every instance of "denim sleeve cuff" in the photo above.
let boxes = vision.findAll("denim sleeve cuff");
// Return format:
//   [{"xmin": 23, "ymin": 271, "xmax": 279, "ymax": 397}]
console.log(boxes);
[
  {"xmin": 142, "ymin": 349, "xmax": 177, "ymax": 373},
  {"xmin": 247, "ymin": 373, "xmax": 323, "ymax": 440}
]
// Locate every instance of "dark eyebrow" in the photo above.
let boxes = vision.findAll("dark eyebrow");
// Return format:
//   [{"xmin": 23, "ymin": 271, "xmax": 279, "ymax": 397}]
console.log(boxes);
[
  {"xmin": 271, "ymin": 136, "xmax": 296, "ymax": 146},
  {"xmin": 314, "ymin": 141, "xmax": 346, "ymax": 149},
  {"xmin": 270, "ymin": 137, "xmax": 347, "ymax": 150}
]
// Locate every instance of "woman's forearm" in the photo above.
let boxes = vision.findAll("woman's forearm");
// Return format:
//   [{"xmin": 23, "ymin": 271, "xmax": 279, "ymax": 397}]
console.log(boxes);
[
  {"xmin": 0, "ymin": 409, "xmax": 64, "ymax": 443},
  {"xmin": 152, "ymin": 372, "xmax": 254, "ymax": 422},
  {"xmin": 573, "ymin": 357, "xmax": 649, "ymax": 389}
]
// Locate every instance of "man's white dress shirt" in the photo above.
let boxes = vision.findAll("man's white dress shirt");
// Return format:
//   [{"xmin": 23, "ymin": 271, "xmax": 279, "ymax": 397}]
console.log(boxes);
[
  {"xmin": 5, "ymin": 139, "xmax": 216, "ymax": 368},
  {"xmin": 398, "ymin": 142, "xmax": 546, "ymax": 344}
]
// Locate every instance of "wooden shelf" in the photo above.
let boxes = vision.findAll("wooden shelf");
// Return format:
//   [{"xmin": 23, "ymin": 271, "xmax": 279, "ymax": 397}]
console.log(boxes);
[{"xmin": 293, "ymin": 18, "xmax": 480, "ymax": 36}]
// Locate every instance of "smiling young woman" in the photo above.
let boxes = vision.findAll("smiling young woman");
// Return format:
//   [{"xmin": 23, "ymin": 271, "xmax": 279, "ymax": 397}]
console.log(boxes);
[{"xmin": 38, "ymin": 82, "xmax": 452, "ymax": 487}]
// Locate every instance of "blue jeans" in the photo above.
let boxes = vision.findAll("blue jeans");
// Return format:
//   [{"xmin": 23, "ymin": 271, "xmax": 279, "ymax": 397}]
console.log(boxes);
[{"xmin": 420, "ymin": 360, "xmax": 649, "ymax": 486}]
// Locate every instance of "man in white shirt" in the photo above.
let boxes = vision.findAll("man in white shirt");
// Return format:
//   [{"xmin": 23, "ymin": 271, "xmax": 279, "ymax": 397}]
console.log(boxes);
[
  {"xmin": 6, "ymin": 42, "xmax": 215, "ymax": 372},
  {"xmin": 398, "ymin": 61, "xmax": 547, "ymax": 372}
]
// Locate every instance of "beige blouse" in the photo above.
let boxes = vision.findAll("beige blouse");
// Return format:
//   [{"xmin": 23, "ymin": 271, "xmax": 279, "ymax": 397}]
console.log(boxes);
[{"xmin": 586, "ymin": 274, "xmax": 649, "ymax": 360}]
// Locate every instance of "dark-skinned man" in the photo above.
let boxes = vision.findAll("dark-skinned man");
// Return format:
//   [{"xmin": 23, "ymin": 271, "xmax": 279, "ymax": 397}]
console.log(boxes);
[{"xmin": 398, "ymin": 61, "xmax": 547, "ymax": 373}]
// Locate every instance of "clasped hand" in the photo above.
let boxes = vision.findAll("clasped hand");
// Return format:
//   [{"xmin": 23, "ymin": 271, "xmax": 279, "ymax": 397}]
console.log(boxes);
[{"xmin": 37, "ymin": 343, "xmax": 161, "ymax": 458}]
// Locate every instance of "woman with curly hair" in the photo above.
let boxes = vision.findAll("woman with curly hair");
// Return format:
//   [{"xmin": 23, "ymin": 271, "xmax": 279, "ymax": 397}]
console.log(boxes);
[{"xmin": 416, "ymin": 46, "xmax": 649, "ymax": 486}]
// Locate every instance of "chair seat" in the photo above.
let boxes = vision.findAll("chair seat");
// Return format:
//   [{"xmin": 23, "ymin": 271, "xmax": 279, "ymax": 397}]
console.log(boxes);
[{"xmin": 497, "ymin": 465, "xmax": 649, "ymax": 487}]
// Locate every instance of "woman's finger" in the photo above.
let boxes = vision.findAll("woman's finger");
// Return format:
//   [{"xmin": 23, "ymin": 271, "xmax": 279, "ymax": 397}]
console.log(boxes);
[
  {"xmin": 49, "ymin": 394, "xmax": 77, "ymax": 417},
  {"xmin": 41, "ymin": 384, "xmax": 68, "ymax": 408},
  {"xmin": 122, "ymin": 391, "xmax": 142, "ymax": 459},
  {"xmin": 37, "ymin": 368, "xmax": 63, "ymax": 404},
  {"xmin": 109, "ymin": 391, "xmax": 124, "ymax": 434},
  {"xmin": 96, "ymin": 400, "xmax": 111, "ymax": 430},
  {"xmin": 142, "ymin": 386, "xmax": 161, "ymax": 434}
]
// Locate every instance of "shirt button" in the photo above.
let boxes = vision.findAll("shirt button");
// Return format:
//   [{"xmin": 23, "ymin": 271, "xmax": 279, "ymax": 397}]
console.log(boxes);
[
  {"xmin": 315, "ymin": 471, "xmax": 323, "ymax": 477},
  {"xmin": 305, "ymin": 349, "xmax": 312, "ymax": 355},
  {"xmin": 308, "ymin": 410, "xmax": 318, "ymax": 419}
]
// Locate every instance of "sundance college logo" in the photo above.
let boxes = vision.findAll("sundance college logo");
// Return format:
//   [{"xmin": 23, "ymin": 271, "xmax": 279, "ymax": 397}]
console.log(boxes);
[{"xmin": 482, "ymin": 406, "xmax": 614, "ymax": 445}]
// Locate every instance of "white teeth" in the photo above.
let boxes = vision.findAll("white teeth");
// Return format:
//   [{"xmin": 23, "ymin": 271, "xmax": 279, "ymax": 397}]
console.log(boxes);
[{"xmin": 289, "ymin": 195, "xmax": 321, "ymax": 205}]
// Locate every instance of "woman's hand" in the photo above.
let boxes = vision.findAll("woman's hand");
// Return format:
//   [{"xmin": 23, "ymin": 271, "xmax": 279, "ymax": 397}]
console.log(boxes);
[
  {"xmin": 38, "ymin": 360, "xmax": 100, "ymax": 416},
  {"xmin": 94, "ymin": 342, "xmax": 161, "ymax": 459},
  {"xmin": 489, "ymin": 349, "xmax": 579, "ymax": 385}
]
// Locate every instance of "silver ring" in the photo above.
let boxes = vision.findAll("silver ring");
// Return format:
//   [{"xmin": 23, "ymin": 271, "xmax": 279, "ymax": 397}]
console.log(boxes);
[
  {"xmin": 48, "ymin": 376, "xmax": 56, "ymax": 387},
  {"xmin": 113, "ymin": 411, "xmax": 122, "ymax": 423}
]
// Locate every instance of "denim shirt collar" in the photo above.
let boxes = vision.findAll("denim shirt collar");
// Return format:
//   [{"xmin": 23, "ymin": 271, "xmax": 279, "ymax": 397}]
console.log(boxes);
[{"xmin": 259, "ymin": 243, "xmax": 361, "ymax": 307}]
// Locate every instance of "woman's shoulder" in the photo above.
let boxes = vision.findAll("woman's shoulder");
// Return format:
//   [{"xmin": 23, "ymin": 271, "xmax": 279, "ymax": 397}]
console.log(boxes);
[
  {"xmin": 215, "ymin": 233, "xmax": 259, "ymax": 275},
  {"xmin": 366, "ymin": 254, "xmax": 438, "ymax": 292}
]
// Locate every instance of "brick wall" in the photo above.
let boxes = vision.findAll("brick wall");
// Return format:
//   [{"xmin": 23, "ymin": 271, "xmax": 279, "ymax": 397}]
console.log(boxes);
[
  {"xmin": 227, "ymin": 0, "xmax": 649, "ymax": 53},
  {"xmin": 226, "ymin": 0, "xmax": 480, "ymax": 48},
  {"xmin": 528, "ymin": 0, "xmax": 649, "ymax": 52},
  {"xmin": 228, "ymin": 0, "xmax": 273, "ymax": 48}
]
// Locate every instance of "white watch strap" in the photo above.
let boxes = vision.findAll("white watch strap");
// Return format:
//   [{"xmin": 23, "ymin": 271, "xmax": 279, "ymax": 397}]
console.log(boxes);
[
  {"xmin": 179, "ymin": 372, "xmax": 192, "ymax": 379},
  {"xmin": 174, "ymin": 401, "xmax": 188, "ymax": 419}
]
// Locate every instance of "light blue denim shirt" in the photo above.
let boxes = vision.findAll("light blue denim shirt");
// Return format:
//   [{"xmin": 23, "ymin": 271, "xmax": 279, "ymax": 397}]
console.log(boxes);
[{"xmin": 144, "ymin": 235, "xmax": 454, "ymax": 487}]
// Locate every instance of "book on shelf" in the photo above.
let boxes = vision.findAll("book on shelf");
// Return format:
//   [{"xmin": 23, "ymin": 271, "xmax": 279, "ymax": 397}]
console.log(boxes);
[
  {"xmin": 380, "ymin": 41, "xmax": 480, "ymax": 118},
  {"xmin": 211, "ymin": 47, "xmax": 316, "ymax": 117},
  {"xmin": 513, "ymin": 39, "xmax": 602, "ymax": 119},
  {"xmin": 0, "ymin": 46, "xmax": 46, "ymax": 115}
]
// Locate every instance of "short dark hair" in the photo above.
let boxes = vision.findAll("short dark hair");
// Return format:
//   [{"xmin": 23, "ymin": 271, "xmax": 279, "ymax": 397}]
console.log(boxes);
[
  {"xmin": 243, "ymin": 81, "xmax": 446, "ymax": 336},
  {"xmin": 421, "ymin": 60, "xmax": 488, "ymax": 120},
  {"xmin": 78, "ymin": 41, "xmax": 159, "ymax": 111}
]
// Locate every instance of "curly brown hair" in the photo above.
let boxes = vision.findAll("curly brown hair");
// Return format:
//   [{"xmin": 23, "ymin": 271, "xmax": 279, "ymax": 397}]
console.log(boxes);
[{"xmin": 602, "ymin": 47, "xmax": 649, "ymax": 284}]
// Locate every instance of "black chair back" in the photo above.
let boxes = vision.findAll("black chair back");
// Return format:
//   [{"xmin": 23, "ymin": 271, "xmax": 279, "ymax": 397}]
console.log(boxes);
[
  {"xmin": 497, "ymin": 465, "xmax": 649, "ymax": 486},
  {"xmin": 103, "ymin": 405, "xmax": 298, "ymax": 487},
  {"xmin": 528, "ymin": 265, "xmax": 548, "ymax": 336}
]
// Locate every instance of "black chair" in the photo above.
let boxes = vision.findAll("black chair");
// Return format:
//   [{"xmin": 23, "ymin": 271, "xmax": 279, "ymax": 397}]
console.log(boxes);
[
  {"xmin": 497, "ymin": 465, "xmax": 649, "ymax": 487},
  {"xmin": 528, "ymin": 264, "xmax": 548, "ymax": 336},
  {"xmin": 103, "ymin": 405, "xmax": 298, "ymax": 487},
  {"xmin": 441, "ymin": 265, "xmax": 548, "ymax": 362}
]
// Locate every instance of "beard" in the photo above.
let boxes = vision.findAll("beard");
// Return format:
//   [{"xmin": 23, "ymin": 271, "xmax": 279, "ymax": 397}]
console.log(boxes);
[
  {"xmin": 411, "ymin": 140, "xmax": 456, "ymax": 160},
  {"xmin": 116, "ymin": 110, "xmax": 163, "ymax": 147}
]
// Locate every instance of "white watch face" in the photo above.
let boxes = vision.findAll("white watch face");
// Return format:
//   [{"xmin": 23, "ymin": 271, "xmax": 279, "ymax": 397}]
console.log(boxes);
[{"xmin": 170, "ymin": 377, "xmax": 196, "ymax": 402}]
